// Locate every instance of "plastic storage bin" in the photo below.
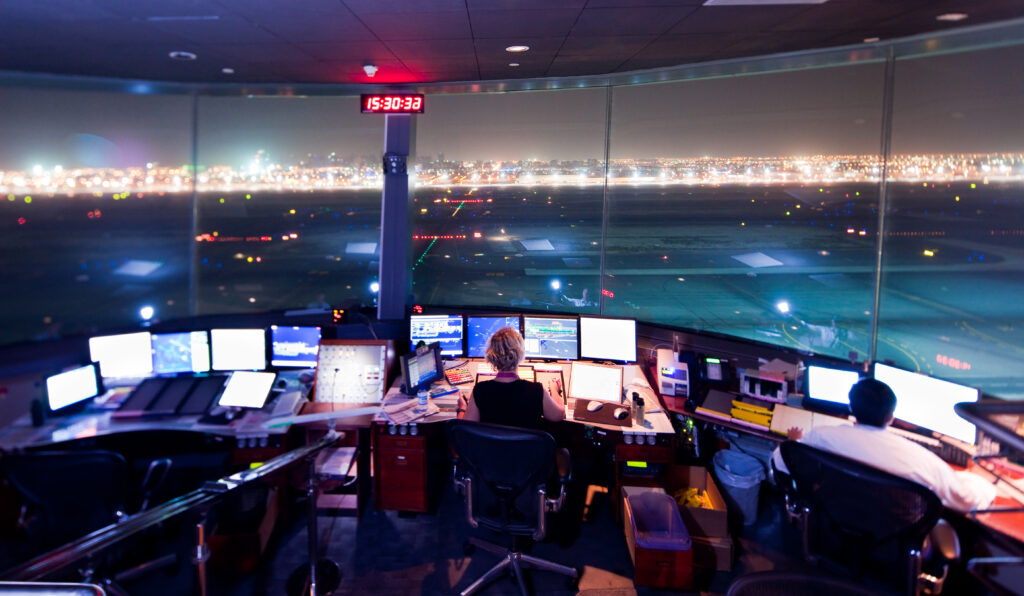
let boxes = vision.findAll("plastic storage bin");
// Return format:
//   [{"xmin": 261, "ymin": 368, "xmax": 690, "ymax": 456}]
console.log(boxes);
[
  {"xmin": 712, "ymin": 450, "xmax": 765, "ymax": 526},
  {"xmin": 624, "ymin": 491, "xmax": 693, "ymax": 589}
]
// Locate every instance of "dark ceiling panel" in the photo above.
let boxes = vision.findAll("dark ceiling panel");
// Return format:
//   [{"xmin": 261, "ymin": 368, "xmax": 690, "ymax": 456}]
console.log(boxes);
[
  {"xmin": 360, "ymin": 11, "xmax": 472, "ymax": 40},
  {"xmin": 469, "ymin": 9, "xmax": 582, "ymax": 38},
  {"xmin": 388, "ymin": 39, "xmax": 478, "ymax": 59},
  {"xmin": 296, "ymin": 41, "xmax": 396, "ymax": 62},
  {"xmin": 203, "ymin": 43, "xmax": 314, "ymax": 63},
  {"xmin": 588, "ymin": 0, "xmax": 704, "ymax": 6},
  {"xmin": 148, "ymin": 16, "xmax": 282, "ymax": 45},
  {"xmin": 770, "ymin": 0, "xmax": 922, "ymax": 33},
  {"xmin": 559, "ymin": 35, "xmax": 655, "ymax": 58},
  {"xmin": 547, "ymin": 56, "xmax": 625, "ymax": 77},
  {"xmin": 253, "ymin": 15, "xmax": 378, "ymax": 43},
  {"xmin": 572, "ymin": 6, "xmax": 698, "ymax": 36},
  {"xmin": 668, "ymin": 6, "xmax": 816, "ymax": 35},
  {"xmin": 342, "ymin": 0, "xmax": 467, "ymax": 15},
  {"xmin": 468, "ymin": 1, "xmax": 586, "ymax": 10},
  {"xmin": 94, "ymin": 0, "xmax": 228, "ymax": 19}
]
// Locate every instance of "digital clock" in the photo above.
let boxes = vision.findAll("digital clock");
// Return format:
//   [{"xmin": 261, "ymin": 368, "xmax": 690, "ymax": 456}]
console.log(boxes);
[{"xmin": 361, "ymin": 94, "xmax": 425, "ymax": 114}]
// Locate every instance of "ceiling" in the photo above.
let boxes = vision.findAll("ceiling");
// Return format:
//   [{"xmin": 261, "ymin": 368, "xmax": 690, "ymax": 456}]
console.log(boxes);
[{"xmin": 1, "ymin": 0, "xmax": 1022, "ymax": 85}]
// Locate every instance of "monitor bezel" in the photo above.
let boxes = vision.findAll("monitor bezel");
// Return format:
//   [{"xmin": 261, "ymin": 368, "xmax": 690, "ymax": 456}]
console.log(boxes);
[
  {"xmin": 269, "ymin": 325, "xmax": 322, "ymax": 369},
  {"xmin": 45, "ymin": 362, "xmax": 104, "ymax": 414},
  {"xmin": 578, "ymin": 314, "xmax": 637, "ymax": 364},
  {"xmin": 400, "ymin": 341, "xmax": 444, "ymax": 395},
  {"xmin": 409, "ymin": 313, "xmax": 465, "ymax": 358},
  {"xmin": 801, "ymin": 358, "xmax": 862, "ymax": 417},
  {"xmin": 465, "ymin": 313, "xmax": 523, "ymax": 359},
  {"xmin": 521, "ymin": 314, "xmax": 580, "ymax": 361}
]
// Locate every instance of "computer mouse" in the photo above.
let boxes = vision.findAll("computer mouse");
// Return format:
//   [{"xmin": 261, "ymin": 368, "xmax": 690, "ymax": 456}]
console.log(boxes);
[
  {"xmin": 612, "ymin": 407, "xmax": 630, "ymax": 421},
  {"xmin": 586, "ymin": 401, "xmax": 604, "ymax": 413}
]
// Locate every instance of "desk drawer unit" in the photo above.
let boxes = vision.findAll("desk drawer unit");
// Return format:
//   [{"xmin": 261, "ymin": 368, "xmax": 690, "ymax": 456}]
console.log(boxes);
[{"xmin": 373, "ymin": 426, "xmax": 436, "ymax": 512}]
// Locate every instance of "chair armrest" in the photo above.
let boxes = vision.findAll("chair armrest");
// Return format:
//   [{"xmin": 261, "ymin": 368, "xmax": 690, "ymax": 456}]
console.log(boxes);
[
  {"xmin": 926, "ymin": 519, "xmax": 961, "ymax": 564},
  {"xmin": 556, "ymin": 448, "xmax": 571, "ymax": 484}
]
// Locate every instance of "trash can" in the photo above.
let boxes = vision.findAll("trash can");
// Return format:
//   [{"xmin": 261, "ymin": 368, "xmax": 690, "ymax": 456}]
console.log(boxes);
[
  {"xmin": 712, "ymin": 450, "xmax": 765, "ymax": 526},
  {"xmin": 624, "ymin": 491, "xmax": 693, "ymax": 589}
]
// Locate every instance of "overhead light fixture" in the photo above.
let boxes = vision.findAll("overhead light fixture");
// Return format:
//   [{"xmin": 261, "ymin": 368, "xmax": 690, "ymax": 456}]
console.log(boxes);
[
  {"xmin": 221, "ymin": 67, "xmax": 235, "ymax": 74},
  {"xmin": 363, "ymin": 64, "xmax": 378, "ymax": 77},
  {"xmin": 863, "ymin": 37, "xmax": 880, "ymax": 43},
  {"xmin": 168, "ymin": 51, "xmax": 197, "ymax": 61},
  {"xmin": 505, "ymin": 45, "xmax": 530, "ymax": 53},
  {"xmin": 936, "ymin": 12, "xmax": 968, "ymax": 22},
  {"xmin": 509, "ymin": 62, "xmax": 520, "ymax": 67}
]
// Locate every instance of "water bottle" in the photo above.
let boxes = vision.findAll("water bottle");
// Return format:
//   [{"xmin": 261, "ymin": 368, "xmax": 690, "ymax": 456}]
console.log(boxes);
[{"xmin": 415, "ymin": 389, "xmax": 429, "ymax": 414}]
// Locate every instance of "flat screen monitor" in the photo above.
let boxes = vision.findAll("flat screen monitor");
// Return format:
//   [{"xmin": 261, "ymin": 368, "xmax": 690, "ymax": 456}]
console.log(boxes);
[
  {"xmin": 210, "ymin": 328, "xmax": 266, "ymax": 371},
  {"xmin": 88, "ymin": 331, "xmax": 153, "ymax": 380},
  {"xmin": 314, "ymin": 340, "xmax": 393, "ymax": 403},
  {"xmin": 568, "ymin": 361, "xmax": 623, "ymax": 403},
  {"xmin": 271, "ymin": 325, "xmax": 321, "ymax": 368},
  {"xmin": 152, "ymin": 331, "xmax": 211, "ymax": 375},
  {"xmin": 579, "ymin": 316, "xmax": 636, "ymax": 363},
  {"xmin": 873, "ymin": 362, "xmax": 980, "ymax": 444},
  {"xmin": 409, "ymin": 314, "xmax": 464, "ymax": 357},
  {"xmin": 217, "ymin": 371, "xmax": 277, "ymax": 409},
  {"xmin": 401, "ymin": 342, "xmax": 444, "ymax": 395},
  {"xmin": 46, "ymin": 363, "xmax": 102, "ymax": 412},
  {"xmin": 466, "ymin": 315, "xmax": 521, "ymax": 359},
  {"xmin": 522, "ymin": 316, "xmax": 578, "ymax": 360},
  {"xmin": 805, "ymin": 364, "xmax": 861, "ymax": 406}
]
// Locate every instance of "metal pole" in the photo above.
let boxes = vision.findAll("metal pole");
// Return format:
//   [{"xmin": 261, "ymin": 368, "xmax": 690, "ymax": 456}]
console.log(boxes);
[
  {"xmin": 189, "ymin": 92, "xmax": 200, "ymax": 316},
  {"xmin": 192, "ymin": 520, "xmax": 209, "ymax": 596},
  {"xmin": 598, "ymin": 85, "xmax": 614, "ymax": 314},
  {"xmin": 306, "ymin": 457, "xmax": 319, "ymax": 596},
  {"xmin": 869, "ymin": 47, "xmax": 897, "ymax": 363}
]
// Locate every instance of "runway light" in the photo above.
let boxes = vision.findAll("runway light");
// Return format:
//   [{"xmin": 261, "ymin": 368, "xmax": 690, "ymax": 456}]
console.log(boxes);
[
  {"xmin": 370, "ymin": 281, "xmax": 380, "ymax": 293},
  {"xmin": 139, "ymin": 306, "xmax": 155, "ymax": 321},
  {"xmin": 776, "ymin": 301, "xmax": 790, "ymax": 314},
  {"xmin": 923, "ymin": 249, "xmax": 935, "ymax": 257},
  {"xmin": 550, "ymin": 280, "xmax": 561, "ymax": 291}
]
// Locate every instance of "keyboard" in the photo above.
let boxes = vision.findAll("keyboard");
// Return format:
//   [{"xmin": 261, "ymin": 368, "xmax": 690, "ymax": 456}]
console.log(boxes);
[
  {"xmin": 445, "ymin": 367, "xmax": 474, "ymax": 385},
  {"xmin": 890, "ymin": 426, "xmax": 972, "ymax": 467}
]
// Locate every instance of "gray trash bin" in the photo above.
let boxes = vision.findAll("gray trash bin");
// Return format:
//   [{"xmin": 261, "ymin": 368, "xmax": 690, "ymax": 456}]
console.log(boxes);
[{"xmin": 712, "ymin": 450, "xmax": 765, "ymax": 525}]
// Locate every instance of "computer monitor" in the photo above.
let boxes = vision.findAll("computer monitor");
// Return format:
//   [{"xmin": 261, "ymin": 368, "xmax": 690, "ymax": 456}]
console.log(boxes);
[
  {"xmin": 522, "ymin": 316, "xmax": 578, "ymax": 360},
  {"xmin": 409, "ymin": 314, "xmax": 464, "ymax": 357},
  {"xmin": 579, "ymin": 316, "xmax": 636, "ymax": 363},
  {"xmin": 45, "ymin": 363, "xmax": 102, "ymax": 412},
  {"xmin": 217, "ymin": 371, "xmax": 277, "ymax": 409},
  {"xmin": 804, "ymin": 363, "xmax": 860, "ymax": 412},
  {"xmin": 88, "ymin": 331, "xmax": 153, "ymax": 380},
  {"xmin": 873, "ymin": 362, "xmax": 980, "ymax": 444},
  {"xmin": 270, "ymin": 325, "xmax": 321, "ymax": 368},
  {"xmin": 210, "ymin": 328, "xmax": 267, "ymax": 371},
  {"xmin": 400, "ymin": 342, "xmax": 444, "ymax": 395},
  {"xmin": 568, "ymin": 361, "xmax": 623, "ymax": 403},
  {"xmin": 152, "ymin": 331, "xmax": 211, "ymax": 375},
  {"xmin": 314, "ymin": 340, "xmax": 394, "ymax": 403},
  {"xmin": 466, "ymin": 315, "xmax": 522, "ymax": 358}
]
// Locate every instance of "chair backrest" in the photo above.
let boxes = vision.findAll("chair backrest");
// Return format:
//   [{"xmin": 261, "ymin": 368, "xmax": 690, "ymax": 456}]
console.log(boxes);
[
  {"xmin": 780, "ymin": 440, "xmax": 941, "ymax": 577},
  {"xmin": 3, "ymin": 450, "xmax": 128, "ymax": 550},
  {"xmin": 446, "ymin": 419, "xmax": 556, "ymax": 537}
]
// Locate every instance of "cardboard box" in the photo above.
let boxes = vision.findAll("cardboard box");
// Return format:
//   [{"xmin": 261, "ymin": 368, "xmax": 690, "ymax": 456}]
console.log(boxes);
[
  {"xmin": 667, "ymin": 465, "xmax": 729, "ymax": 538},
  {"xmin": 692, "ymin": 535, "xmax": 734, "ymax": 571}
]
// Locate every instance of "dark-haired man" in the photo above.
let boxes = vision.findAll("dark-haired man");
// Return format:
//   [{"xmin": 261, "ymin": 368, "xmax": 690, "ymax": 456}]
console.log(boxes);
[{"xmin": 772, "ymin": 378, "xmax": 995, "ymax": 513}]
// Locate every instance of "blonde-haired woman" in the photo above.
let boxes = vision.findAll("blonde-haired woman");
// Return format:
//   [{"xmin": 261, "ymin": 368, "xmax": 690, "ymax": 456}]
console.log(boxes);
[{"xmin": 462, "ymin": 326, "xmax": 565, "ymax": 428}]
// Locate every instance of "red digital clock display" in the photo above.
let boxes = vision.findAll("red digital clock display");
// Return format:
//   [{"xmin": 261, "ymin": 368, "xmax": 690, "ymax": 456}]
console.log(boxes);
[{"xmin": 361, "ymin": 94, "xmax": 425, "ymax": 114}]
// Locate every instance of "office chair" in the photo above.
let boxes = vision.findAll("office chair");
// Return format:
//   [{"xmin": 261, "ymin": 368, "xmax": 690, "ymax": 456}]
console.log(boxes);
[
  {"xmin": 3, "ymin": 450, "xmax": 129, "ymax": 552},
  {"xmin": 0, "ymin": 582, "xmax": 105, "ymax": 595},
  {"xmin": 726, "ymin": 570, "xmax": 878, "ymax": 596},
  {"xmin": 779, "ymin": 441, "xmax": 960, "ymax": 596},
  {"xmin": 446, "ymin": 420, "xmax": 579, "ymax": 596}
]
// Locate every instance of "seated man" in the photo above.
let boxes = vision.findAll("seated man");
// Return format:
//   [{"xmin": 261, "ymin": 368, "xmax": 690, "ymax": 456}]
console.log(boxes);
[{"xmin": 772, "ymin": 378, "xmax": 995, "ymax": 514}]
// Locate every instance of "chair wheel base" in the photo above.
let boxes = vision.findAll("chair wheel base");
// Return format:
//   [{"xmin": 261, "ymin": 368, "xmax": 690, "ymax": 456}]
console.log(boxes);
[{"xmin": 286, "ymin": 558, "xmax": 341, "ymax": 596}]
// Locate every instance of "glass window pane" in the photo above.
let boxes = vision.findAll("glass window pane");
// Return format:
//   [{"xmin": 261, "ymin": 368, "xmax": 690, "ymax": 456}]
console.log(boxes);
[
  {"xmin": 0, "ymin": 88, "xmax": 192, "ymax": 344},
  {"xmin": 411, "ymin": 90, "xmax": 607, "ymax": 313},
  {"xmin": 880, "ymin": 44, "xmax": 1024, "ymax": 399},
  {"xmin": 606, "ymin": 63, "xmax": 885, "ymax": 361},
  {"xmin": 195, "ymin": 96, "xmax": 384, "ymax": 314}
]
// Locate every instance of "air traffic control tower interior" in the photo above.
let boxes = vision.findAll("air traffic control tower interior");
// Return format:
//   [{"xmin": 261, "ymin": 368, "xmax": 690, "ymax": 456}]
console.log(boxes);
[{"xmin": 1, "ymin": 1, "xmax": 1024, "ymax": 594}]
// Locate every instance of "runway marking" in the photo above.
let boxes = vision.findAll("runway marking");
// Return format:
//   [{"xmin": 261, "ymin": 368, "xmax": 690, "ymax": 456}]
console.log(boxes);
[
  {"xmin": 960, "ymin": 321, "xmax": 1024, "ymax": 357},
  {"xmin": 451, "ymin": 201, "xmax": 465, "ymax": 217},
  {"xmin": 876, "ymin": 335, "xmax": 922, "ymax": 371},
  {"xmin": 412, "ymin": 238, "xmax": 438, "ymax": 272}
]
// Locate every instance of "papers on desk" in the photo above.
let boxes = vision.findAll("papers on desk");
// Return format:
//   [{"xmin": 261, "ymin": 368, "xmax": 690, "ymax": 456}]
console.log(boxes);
[
  {"xmin": 769, "ymin": 404, "xmax": 851, "ymax": 437},
  {"xmin": 382, "ymin": 398, "xmax": 440, "ymax": 425}
]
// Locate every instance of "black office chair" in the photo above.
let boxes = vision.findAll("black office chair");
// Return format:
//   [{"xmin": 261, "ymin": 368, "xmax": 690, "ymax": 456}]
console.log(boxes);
[
  {"xmin": 446, "ymin": 420, "xmax": 579, "ymax": 596},
  {"xmin": 727, "ymin": 570, "xmax": 879, "ymax": 596},
  {"xmin": 779, "ymin": 441, "xmax": 960, "ymax": 596},
  {"xmin": 3, "ymin": 450, "xmax": 129, "ymax": 552}
]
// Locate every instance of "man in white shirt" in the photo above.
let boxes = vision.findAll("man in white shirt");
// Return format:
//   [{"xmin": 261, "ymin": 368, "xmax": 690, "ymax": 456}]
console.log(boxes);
[{"xmin": 772, "ymin": 378, "xmax": 995, "ymax": 514}]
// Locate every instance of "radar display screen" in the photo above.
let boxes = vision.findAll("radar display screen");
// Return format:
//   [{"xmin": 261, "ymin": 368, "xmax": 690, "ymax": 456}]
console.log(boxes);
[
  {"xmin": 522, "ymin": 316, "xmax": 578, "ymax": 360},
  {"xmin": 271, "ymin": 325, "xmax": 321, "ymax": 368},
  {"xmin": 467, "ymin": 315, "xmax": 521, "ymax": 358},
  {"xmin": 152, "ymin": 331, "xmax": 210, "ymax": 374}
]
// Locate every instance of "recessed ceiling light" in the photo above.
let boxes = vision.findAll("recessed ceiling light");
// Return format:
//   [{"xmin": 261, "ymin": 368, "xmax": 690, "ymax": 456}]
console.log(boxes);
[
  {"xmin": 509, "ymin": 62, "xmax": 520, "ymax": 67},
  {"xmin": 505, "ymin": 45, "xmax": 530, "ymax": 53},
  {"xmin": 863, "ymin": 37, "xmax": 880, "ymax": 43},
  {"xmin": 936, "ymin": 12, "xmax": 968, "ymax": 22},
  {"xmin": 221, "ymin": 67, "xmax": 235, "ymax": 74},
  {"xmin": 168, "ymin": 51, "xmax": 197, "ymax": 61}
]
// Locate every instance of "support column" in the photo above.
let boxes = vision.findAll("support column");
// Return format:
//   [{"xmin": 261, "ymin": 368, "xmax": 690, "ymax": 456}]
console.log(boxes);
[{"xmin": 377, "ymin": 114, "xmax": 412, "ymax": 321}]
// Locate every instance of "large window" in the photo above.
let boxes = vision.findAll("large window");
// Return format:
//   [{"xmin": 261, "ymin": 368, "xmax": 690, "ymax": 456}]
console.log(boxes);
[
  {"xmin": 878, "ymin": 44, "xmax": 1024, "ymax": 399},
  {"xmin": 411, "ymin": 89, "xmax": 608, "ymax": 312},
  {"xmin": 195, "ymin": 96, "xmax": 384, "ymax": 315},
  {"xmin": 0, "ymin": 88, "xmax": 192, "ymax": 344},
  {"xmin": 606, "ymin": 64, "xmax": 885, "ymax": 362}
]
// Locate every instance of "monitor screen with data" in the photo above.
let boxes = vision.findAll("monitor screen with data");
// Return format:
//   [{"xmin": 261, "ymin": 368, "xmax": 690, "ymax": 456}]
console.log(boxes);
[
  {"xmin": 523, "ymin": 316, "xmax": 578, "ymax": 360},
  {"xmin": 873, "ymin": 362, "xmax": 979, "ymax": 444},
  {"xmin": 46, "ymin": 363, "xmax": 102, "ymax": 411},
  {"xmin": 271, "ymin": 325, "xmax": 321, "ymax": 368},
  {"xmin": 579, "ymin": 316, "xmax": 636, "ymax": 363},
  {"xmin": 466, "ymin": 315, "xmax": 521, "ymax": 359},
  {"xmin": 152, "ymin": 331, "xmax": 210, "ymax": 375},
  {"xmin": 410, "ymin": 314, "xmax": 463, "ymax": 357},
  {"xmin": 210, "ymin": 329, "xmax": 267, "ymax": 371},
  {"xmin": 401, "ymin": 342, "xmax": 443, "ymax": 394},
  {"xmin": 568, "ymin": 361, "xmax": 623, "ymax": 402},
  {"xmin": 89, "ymin": 331, "xmax": 153, "ymax": 380},
  {"xmin": 217, "ymin": 371, "xmax": 277, "ymax": 408}
]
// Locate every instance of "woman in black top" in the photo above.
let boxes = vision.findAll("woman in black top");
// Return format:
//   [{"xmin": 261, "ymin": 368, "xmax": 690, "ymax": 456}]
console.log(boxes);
[{"xmin": 463, "ymin": 326, "xmax": 565, "ymax": 429}]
